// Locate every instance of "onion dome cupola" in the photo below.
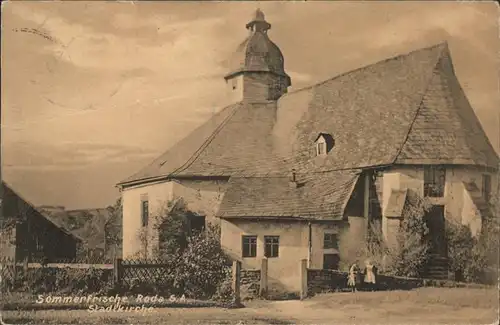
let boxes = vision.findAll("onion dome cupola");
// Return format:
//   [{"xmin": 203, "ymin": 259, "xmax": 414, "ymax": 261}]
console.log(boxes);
[{"xmin": 224, "ymin": 9, "xmax": 292, "ymax": 103}]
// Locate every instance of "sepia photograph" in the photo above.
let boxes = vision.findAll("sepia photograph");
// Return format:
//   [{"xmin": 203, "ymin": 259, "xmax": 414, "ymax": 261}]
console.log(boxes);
[{"xmin": 1, "ymin": 1, "xmax": 499, "ymax": 324}]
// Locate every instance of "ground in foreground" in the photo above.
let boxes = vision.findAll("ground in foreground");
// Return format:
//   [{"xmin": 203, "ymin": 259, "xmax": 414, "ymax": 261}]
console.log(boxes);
[{"xmin": 3, "ymin": 287, "xmax": 498, "ymax": 324}]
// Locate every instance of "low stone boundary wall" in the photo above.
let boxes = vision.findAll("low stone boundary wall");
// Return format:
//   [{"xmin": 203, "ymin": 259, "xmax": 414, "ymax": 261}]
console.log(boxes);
[
  {"xmin": 307, "ymin": 269, "xmax": 347, "ymax": 295},
  {"xmin": 306, "ymin": 267, "xmax": 493, "ymax": 297},
  {"xmin": 240, "ymin": 269, "xmax": 261, "ymax": 299}
]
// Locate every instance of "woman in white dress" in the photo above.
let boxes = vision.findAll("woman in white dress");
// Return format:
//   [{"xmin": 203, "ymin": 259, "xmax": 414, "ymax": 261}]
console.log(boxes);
[{"xmin": 363, "ymin": 259, "xmax": 377, "ymax": 291}]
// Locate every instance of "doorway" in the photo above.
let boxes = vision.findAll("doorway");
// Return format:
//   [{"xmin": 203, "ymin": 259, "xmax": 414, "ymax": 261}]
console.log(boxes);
[
  {"xmin": 323, "ymin": 254, "xmax": 340, "ymax": 270},
  {"xmin": 424, "ymin": 205, "xmax": 447, "ymax": 257}
]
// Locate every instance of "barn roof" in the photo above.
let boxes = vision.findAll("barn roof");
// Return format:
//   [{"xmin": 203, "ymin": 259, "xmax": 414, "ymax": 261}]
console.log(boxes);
[
  {"xmin": 216, "ymin": 170, "xmax": 360, "ymax": 220},
  {"xmin": 2, "ymin": 182, "xmax": 82, "ymax": 241},
  {"xmin": 119, "ymin": 42, "xmax": 498, "ymax": 188}
]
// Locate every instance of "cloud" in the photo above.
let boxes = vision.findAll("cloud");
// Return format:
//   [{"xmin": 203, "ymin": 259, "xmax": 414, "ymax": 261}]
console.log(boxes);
[
  {"xmin": 344, "ymin": 3, "xmax": 494, "ymax": 56},
  {"xmin": 3, "ymin": 141, "xmax": 160, "ymax": 171},
  {"xmin": 7, "ymin": 2, "xmax": 228, "ymax": 75}
]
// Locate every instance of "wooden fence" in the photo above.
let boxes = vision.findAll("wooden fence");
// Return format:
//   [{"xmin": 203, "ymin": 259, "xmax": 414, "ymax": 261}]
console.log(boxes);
[
  {"xmin": 113, "ymin": 258, "xmax": 175, "ymax": 290},
  {"xmin": 0, "ymin": 257, "xmax": 181, "ymax": 295}
]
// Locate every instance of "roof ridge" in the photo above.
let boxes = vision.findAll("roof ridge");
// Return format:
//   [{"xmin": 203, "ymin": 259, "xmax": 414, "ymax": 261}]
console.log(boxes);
[
  {"xmin": 448, "ymin": 70, "xmax": 500, "ymax": 162},
  {"xmin": 169, "ymin": 102, "xmax": 242, "ymax": 177},
  {"xmin": 280, "ymin": 41, "xmax": 448, "ymax": 99},
  {"xmin": 118, "ymin": 102, "xmax": 240, "ymax": 185},
  {"xmin": 390, "ymin": 43, "xmax": 448, "ymax": 164},
  {"xmin": 2, "ymin": 181, "xmax": 77, "ymax": 237}
]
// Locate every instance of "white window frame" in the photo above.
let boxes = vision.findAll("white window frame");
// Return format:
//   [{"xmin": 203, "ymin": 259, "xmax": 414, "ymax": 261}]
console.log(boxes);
[{"xmin": 316, "ymin": 137, "xmax": 327, "ymax": 156}]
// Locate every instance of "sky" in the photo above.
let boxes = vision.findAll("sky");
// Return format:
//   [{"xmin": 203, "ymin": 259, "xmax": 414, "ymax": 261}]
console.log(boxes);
[{"xmin": 1, "ymin": 1, "xmax": 499, "ymax": 209}]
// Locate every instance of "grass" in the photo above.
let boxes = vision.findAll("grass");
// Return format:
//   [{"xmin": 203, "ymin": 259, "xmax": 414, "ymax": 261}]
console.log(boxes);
[
  {"xmin": 0, "ymin": 292, "xmax": 234, "ymax": 311},
  {"xmin": 2, "ymin": 287, "xmax": 498, "ymax": 324}
]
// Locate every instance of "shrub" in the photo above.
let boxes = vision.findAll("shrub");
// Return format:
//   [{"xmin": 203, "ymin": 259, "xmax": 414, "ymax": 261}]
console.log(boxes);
[
  {"xmin": 3, "ymin": 266, "xmax": 113, "ymax": 294},
  {"xmin": 176, "ymin": 223, "xmax": 231, "ymax": 299},
  {"xmin": 350, "ymin": 190, "xmax": 432, "ymax": 278},
  {"xmin": 212, "ymin": 268, "xmax": 234, "ymax": 302},
  {"xmin": 136, "ymin": 199, "xmax": 232, "ymax": 300},
  {"xmin": 389, "ymin": 191, "xmax": 431, "ymax": 277},
  {"xmin": 445, "ymin": 220, "xmax": 474, "ymax": 282}
]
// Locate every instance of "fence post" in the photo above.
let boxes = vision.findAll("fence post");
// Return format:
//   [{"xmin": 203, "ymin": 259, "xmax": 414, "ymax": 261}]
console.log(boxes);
[
  {"xmin": 113, "ymin": 258, "xmax": 123, "ymax": 291},
  {"xmin": 12, "ymin": 258, "xmax": 17, "ymax": 284},
  {"xmin": 23, "ymin": 257, "xmax": 28, "ymax": 273},
  {"xmin": 300, "ymin": 259, "xmax": 308, "ymax": 300},
  {"xmin": 231, "ymin": 260, "xmax": 241, "ymax": 306},
  {"xmin": 259, "ymin": 258, "xmax": 268, "ymax": 298}
]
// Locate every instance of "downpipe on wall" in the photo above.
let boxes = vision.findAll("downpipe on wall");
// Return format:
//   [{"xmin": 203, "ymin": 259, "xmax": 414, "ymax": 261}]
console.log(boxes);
[{"xmin": 308, "ymin": 222, "xmax": 312, "ymax": 268}]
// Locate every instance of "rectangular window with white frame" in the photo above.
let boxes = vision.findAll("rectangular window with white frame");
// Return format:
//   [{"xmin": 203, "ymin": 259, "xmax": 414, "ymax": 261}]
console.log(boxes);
[
  {"xmin": 264, "ymin": 236, "xmax": 279, "ymax": 258},
  {"xmin": 323, "ymin": 233, "xmax": 339, "ymax": 249},
  {"xmin": 424, "ymin": 166, "xmax": 446, "ymax": 198},
  {"xmin": 317, "ymin": 142, "xmax": 326, "ymax": 155},
  {"xmin": 242, "ymin": 235, "xmax": 257, "ymax": 258}
]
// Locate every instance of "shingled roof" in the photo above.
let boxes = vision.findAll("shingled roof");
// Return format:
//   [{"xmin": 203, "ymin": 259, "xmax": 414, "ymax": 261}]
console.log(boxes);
[
  {"xmin": 217, "ymin": 170, "xmax": 360, "ymax": 220},
  {"xmin": 2, "ymin": 182, "xmax": 82, "ymax": 241},
  {"xmin": 119, "ymin": 42, "xmax": 498, "ymax": 187}
]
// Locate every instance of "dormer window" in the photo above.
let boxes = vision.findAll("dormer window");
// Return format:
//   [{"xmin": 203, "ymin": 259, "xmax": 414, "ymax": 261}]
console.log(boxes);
[
  {"xmin": 314, "ymin": 133, "xmax": 334, "ymax": 156},
  {"xmin": 317, "ymin": 142, "xmax": 326, "ymax": 155}
]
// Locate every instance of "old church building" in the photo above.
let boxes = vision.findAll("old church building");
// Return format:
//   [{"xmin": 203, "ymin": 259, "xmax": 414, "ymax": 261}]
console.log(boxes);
[{"xmin": 117, "ymin": 10, "xmax": 499, "ymax": 293}]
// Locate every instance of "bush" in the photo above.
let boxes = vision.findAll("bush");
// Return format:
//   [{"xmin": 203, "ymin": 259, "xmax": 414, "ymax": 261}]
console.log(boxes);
[
  {"xmin": 212, "ymin": 269, "xmax": 233, "ymax": 302},
  {"xmin": 445, "ymin": 220, "xmax": 474, "ymax": 282},
  {"xmin": 442, "ymin": 191, "xmax": 500, "ymax": 285},
  {"xmin": 174, "ymin": 223, "xmax": 231, "ymax": 299},
  {"xmin": 3, "ymin": 267, "xmax": 113, "ymax": 294},
  {"xmin": 352, "ymin": 191, "xmax": 431, "ymax": 278},
  {"xmin": 139, "ymin": 199, "xmax": 232, "ymax": 300},
  {"xmin": 386, "ymin": 191, "xmax": 431, "ymax": 277}
]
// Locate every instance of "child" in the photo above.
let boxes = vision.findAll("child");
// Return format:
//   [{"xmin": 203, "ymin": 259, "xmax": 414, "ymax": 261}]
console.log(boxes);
[{"xmin": 347, "ymin": 262, "xmax": 360, "ymax": 292}]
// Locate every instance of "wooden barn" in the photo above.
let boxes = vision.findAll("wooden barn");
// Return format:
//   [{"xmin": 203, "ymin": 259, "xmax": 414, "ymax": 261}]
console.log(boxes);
[{"xmin": 0, "ymin": 182, "xmax": 82, "ymax": 262}]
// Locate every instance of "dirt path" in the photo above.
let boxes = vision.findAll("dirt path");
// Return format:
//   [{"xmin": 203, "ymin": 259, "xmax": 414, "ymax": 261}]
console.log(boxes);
[{"xmin": 2, "ymin": 288, "xmax": 498, "ymax": 324}]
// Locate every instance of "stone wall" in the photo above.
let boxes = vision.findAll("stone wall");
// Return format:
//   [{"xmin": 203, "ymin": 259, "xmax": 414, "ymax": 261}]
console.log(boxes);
[
  {"xmin": 377, "ymin": 274, "xmax": 423, "ymax": 290},
  {"xmin": 306, "ymin": 269, "xmax": 440, "ymax": 295},
  {"xmin": 240, "ymin": 269, "xmax": 261, "ymax": 299},
  {"xmin": 307, "ymin": 269, "xmax": 347, "ymax": 294}
]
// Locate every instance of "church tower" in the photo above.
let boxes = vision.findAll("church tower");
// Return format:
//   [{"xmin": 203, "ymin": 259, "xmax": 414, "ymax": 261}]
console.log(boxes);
[{"xmin": 225, "ymin": 9, "xmax": 291, "ymax": 103}]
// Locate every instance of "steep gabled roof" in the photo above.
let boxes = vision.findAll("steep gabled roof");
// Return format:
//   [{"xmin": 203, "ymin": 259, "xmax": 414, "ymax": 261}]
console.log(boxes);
[
  {"xmin": 2, "ymin": 182, "xmax": 81, "ymax": 241},
  {"xmin": 118, "ymin": 42, "xmax": 498, "ymax": 187},
  {"xmin": 120, "ymin": 102, "xmax": 240, "ymax": 184},
  {"xmin": 217, "ymin": 170, "xmax": 360, "ymax": 220},
  {"xmin": 395, "ymin": 48, "xmax": 499, "ymax": 167}
]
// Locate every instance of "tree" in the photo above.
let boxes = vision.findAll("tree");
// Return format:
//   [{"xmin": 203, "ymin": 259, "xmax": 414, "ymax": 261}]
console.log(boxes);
[
  {"xmin": 153, "ymin": 199, "xmax": 191, "ymax": 258},
  {"xmin": 391, "ymin": 191, "xmax": 432, "ymax": 277},
  {"xmin": 133, "ymin": 198, "xmax": 232, "ymax": 299},
  {"xmin": 356, "ymin": 190, "xmax": 432, "ymax": 277},
  {"xmin": 105, "ymin": 198, "xmax": 123, "ymax": 258}
]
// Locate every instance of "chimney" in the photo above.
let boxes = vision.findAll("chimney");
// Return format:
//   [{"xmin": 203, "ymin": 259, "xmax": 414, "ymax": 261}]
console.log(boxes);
[{"xmin": 289, "ymin": 169, "xmax": 298, "ymax": 188}]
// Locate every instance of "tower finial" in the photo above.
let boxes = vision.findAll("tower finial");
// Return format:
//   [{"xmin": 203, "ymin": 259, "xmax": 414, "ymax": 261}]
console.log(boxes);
[{"xmin": 245, "ymin": 8, "xmax": 271, "ymax": 32}]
